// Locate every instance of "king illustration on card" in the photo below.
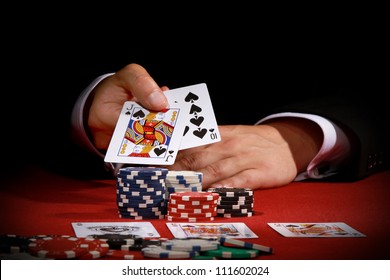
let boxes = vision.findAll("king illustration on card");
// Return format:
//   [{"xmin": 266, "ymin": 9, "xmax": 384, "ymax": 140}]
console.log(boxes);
[{"xmin": 104, "ymin": 101, "xmax": 186, "ymax": 165}]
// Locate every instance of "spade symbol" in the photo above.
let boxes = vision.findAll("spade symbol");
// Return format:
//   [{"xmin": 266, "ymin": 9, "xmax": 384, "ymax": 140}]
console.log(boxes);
[
  {"xmin": 184, "ymin": 92, "xmax": 199, "ymax": 103},
  {"xmin": 190, "ymin": 116, "xmax": 204, "ymax": 126},
  {"xmin": 189, "ymin": 104, "xmax": 202, "ymax": 114},
  {"xmin": 133, "ymin": 110, "xmax": 145, "ymax": 119},
  {"xmin": 193, "ymin": 128, "xmax": 207, "ymax": 139},
  {"xmin": 154, "ymin": 146, "xmax": 167, "ymax": 156},
  {"xmin": 125, "ymin": 110, "xmax": 131, "ymax": 115}
]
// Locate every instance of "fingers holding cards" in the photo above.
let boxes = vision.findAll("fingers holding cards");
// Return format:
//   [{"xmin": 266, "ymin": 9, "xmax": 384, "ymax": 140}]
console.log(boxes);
[{"xmin": 104, "ymin": 83, "xmax": 221, "ymax": 165}]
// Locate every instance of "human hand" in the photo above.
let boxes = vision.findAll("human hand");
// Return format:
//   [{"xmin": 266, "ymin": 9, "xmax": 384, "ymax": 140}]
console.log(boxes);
[
  {"xmin": 88, "ymin": 63, "xmax": 169, "ymax": 150},
  {"xmin": 168, "ymin": 119, "xmax": 322, "ymax": 189}
]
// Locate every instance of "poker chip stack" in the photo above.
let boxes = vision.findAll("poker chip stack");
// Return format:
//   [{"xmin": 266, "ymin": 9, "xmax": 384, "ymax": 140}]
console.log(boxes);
[
  {"xmin": 207, "ymin": 187, "xmax": 254, "ymax": 218},
  {"xmin": 165, "ymin": 171, "xmax": 203, "ymax": 197},
  {"xmin": 166, "ymin": 191, "xmax": 220, "ymax": 222},
  {"xmin": 141, "ymin": 238, "xmax": 220, "ymax": 259},
  {"xmin": 116, "ymin": 167, "xmax": 168, "ymax": 219}
]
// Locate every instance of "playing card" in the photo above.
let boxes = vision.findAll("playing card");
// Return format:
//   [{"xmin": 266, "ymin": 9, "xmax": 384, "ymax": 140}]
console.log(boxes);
[
  {"xmin": 268, "ymin": 222, "xmax": 366, "ymax": 237},
  {"xmin": 165, "ymin": 83, "xmax": 221, "ymax": 150},
  {"xmin": 166, "ymin": 222, "xmax": 258, "ymax": 239},
  {"xmin": 104, "ymin": 98, "xmax": 187, "ymax": 165},
  {"xmin": 71, "ymin": 222, "xmax": 160, "ymax": 238}
]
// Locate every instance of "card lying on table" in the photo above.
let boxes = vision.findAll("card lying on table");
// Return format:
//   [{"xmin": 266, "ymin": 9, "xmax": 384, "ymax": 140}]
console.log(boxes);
[
  {"xmin": 72, "ymin": 222, "xmax": 160, "ymax": 238},
  {"xmin": 104, "ymin": 83, "xmax": 221, "ymax": 165},
  {"xmin": 268, "ymin": 222, "xmax": 366, "ymax": 237}
]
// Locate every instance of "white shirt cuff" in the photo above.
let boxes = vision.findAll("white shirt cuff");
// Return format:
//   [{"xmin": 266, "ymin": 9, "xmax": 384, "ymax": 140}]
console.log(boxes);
[{"xmin": 256, "ymin": 112, "xmax": 351, "ymax": 180}]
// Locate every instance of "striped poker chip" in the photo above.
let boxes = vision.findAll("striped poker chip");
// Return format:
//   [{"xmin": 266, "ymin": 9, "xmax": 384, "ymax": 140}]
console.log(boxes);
[
  {"xmin": 117, "ymin": 176, "xmax": 166, "ymax": 185},
  {"xmin": 202, "ymin": 245, "xmax": 259, "ymax": 259},
  {"xmin": 166, "ymin": 171, "xmax": 203, "ymax": 180},
  {"xmin": 118, "ymin": 210, "xmax": 164, "ymax": 218},
  {"xmin": 217, "ymin": 208, "xmax": 252, "ymax": 214},
  {"xmin": 78, "ymin": 237, "xmax": 110, "ymax": 259},
  {"xmin": 119, "ymin": 213, "xmax": 165, "ymax": 220},
  {"xmin": 142, "ymin": 245, "xmax": 197, "ymax": 259},
  {"xmin": 169, "ymin": 191, "xmax": 219, "ymax": 201},
  {"xmin": 217, "ymin": 195, "xmax": 253, "ymax": 202},
  {"xmin": 116, "ymin": 173, "xmax": 167, "ymax": 180},
  {"xmin": 169, "ymin": 198, "xmax": 218, "ymax": 206},
  {"xmin": 117, "ymin": 185, "xmax": 165, "ymax": 193},
  {"xmin": 118, "ymin": 167, "xmax": 169, "ymax": 176},
  {"xmin": 167, "ymin": 238, "xmax": 220, "ymax": 252},
  {"xmin": 166, "ymin": 215, "xmax": 215, "ymax": 223},
  {"xmin": 208, "ymin": 187, "xmax": 253, "ymax": 197},
  {"xmin": 116, "ymin": 193, "xmax": 165, "ymax": 202},
  {"xmin": 116, "ymin": 181, "xmax": 166, "ymax": 189},
  {"xmin": 102, "ymin": 249, "xmax": 135, "ymax": 259},
  {"xmin": 119, "ymin": 205, "xmax": 165, "ymax": 213},
  {"xmin": 90, "ymin": 234, "xmax": 143, "ymax": 250},
  {"xmin": 117, "ymin": 196, "xmax": 165, "ymax": 204},
  {"xmin": 0, "ymin": 234, "xmax": 31, "ymax": 254},
  {"xmin": 167, "ymin": 210, "xmax": 217, "ymax": 218},
  {"xmin": 161, "ymin": 238, "xmax": 220, "ymax": 252},
  {"xmin": 217, "ymin": 203, "xmax": 254, "ymax": 209},
  {"xmin": 218, "ymin": 199, "xmax": 254, "ymax": 205},
  {"xmin": 217, "ymin": 237, "xmax": 273, "ymax": 254},
  {"xmin": 168, "ymin": 202, "xmax": 216, "ymax": 210},
  {"xmin": 216, "ymin": 212, "xmax": 254, "ymax": 218},
  {"xmin": 116, "ymin": 188, "xmax": 164, "ymax": 197},
  {"xmin": 166, "ymin": 186, "xmax": 201, "ymax": 193},
  {"xmin": 117, "ymin": 200, "xmax": 166, "ymax": 208},
  {"xmin": 28, "ymin": 235, "xmax": 88, "ymax": 259},
  {"xmin": 168, "ymin": 205, "xmax": 217, "ymax": 213}
]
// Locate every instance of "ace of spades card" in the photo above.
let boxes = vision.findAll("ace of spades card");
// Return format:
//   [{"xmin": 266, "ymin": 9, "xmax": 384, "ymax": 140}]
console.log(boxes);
[
  {"xmin": 165, "ymin": 83, "xmax": 221, "ymax": 150},
  {"xmin": 104, "ymin": 99, "xmax": 187, "ymax": 165}
]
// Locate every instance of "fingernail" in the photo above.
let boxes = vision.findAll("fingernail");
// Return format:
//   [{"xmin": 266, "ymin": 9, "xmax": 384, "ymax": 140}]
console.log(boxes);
[{"xmin": 148, "ymin": 90, "xmax": 168, "ymax": 109}]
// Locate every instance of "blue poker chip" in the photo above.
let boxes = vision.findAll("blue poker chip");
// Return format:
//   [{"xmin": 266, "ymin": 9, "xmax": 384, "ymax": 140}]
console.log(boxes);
[
  {"xmin": 165, "ymin": 182, "xmax": 203, "ymax": 188},
  {"xmin": 118, "ymin": 205, "xmax": 166, "ymax": 214},
  {"xmin": 119, "ymin": 213, "xmax": 165, "ymax": 220},
  {"xmin": 166, "ymin": 186, "xmax": 200, "ymax": 193},
  {"xmin": 116, "ymin": 175, "xmax": 166, "ymax": 184},
  {"xmin": 118, "ymin": 167, "xmax": 168, "ymax": 176},
  {"xmin": 118, "ymin": 209, "xmax": 165, "ymax": 218},
  {"xmin": 166, "ymin": 171, "xmax": 203, "ymax": 180},
  {"xmin": 116, "ymin": 182, "xmax": 166, "ymax": 190},
  {"xmin": 117, "ymin": 199, "xmax": 166, "ymax": 208},
  {"xmin": 116, "ymin": 172, "xmax": 167, "ymax": 180},
  {"xmin": 116, "ymin": 194, "xmax": 166, "ymax": 202},
  {"xmin": 116, "ymin": 188, "xmax": 165, "ymax": 197}
]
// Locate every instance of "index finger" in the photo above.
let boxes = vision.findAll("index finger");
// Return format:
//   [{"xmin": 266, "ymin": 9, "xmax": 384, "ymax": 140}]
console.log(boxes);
[{"xmin": 115, "ymin": 63, "xmax": 168, "ymax": 111}]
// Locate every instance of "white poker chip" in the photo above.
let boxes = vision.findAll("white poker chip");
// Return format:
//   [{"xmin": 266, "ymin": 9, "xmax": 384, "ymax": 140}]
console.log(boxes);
[
  {"xmin": 141, "ymin": 245, "xmax": 198, "ymax": 259},
  {"xmin": 161, "ymin": 238, "xmax": 220, "ymax": 252},
  {"xmin": 217, "ymin": 237, "xmax": 273, "ymax": 254}
]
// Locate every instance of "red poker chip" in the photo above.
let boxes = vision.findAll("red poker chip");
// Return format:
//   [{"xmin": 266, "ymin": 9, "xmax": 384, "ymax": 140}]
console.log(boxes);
[
  {"xmin": 102, "ymin": 249, "xmax": 135, "ymax": 260},
  {"xmin": 169, "ymin": 191, "xmax": 219, "ymax": 201},
  {"xmin": 78, "ymin": 237, "xmax": 110, "ymax": 259},
  {"xmin": 167, "ymin": 210, "xmax": 217, "ymax": 218},
  {"xmin": 28, "ymin": 235, "xmax": 88, "ymax": 259}
]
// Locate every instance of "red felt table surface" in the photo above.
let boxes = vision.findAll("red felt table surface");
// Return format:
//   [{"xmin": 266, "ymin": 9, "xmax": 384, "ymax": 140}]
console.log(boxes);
[{"xmin": 1, "ymin": 165, "xmax": 389, "ymax": 260}]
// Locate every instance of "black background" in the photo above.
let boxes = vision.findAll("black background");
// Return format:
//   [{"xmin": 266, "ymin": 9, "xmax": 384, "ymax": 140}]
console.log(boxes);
[{"xmin": 2, "ymin": 9, "xmax": 387, "ymax": 178}]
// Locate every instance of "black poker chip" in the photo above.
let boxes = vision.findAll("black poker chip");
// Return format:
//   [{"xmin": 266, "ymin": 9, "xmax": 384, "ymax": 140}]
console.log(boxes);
[
  {"xmin": 89, "ymin": 234, "xmax": 143, "ymax": 250},
  {"xmin": 0, "ymin": 234, "xmax": 32, "ymax": 254}
]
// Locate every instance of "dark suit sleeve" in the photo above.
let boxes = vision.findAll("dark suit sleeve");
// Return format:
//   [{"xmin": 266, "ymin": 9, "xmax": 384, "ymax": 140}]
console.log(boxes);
[{"xmin": 266, "ymin": 91, "xmax": 389, "ymax": 180}]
